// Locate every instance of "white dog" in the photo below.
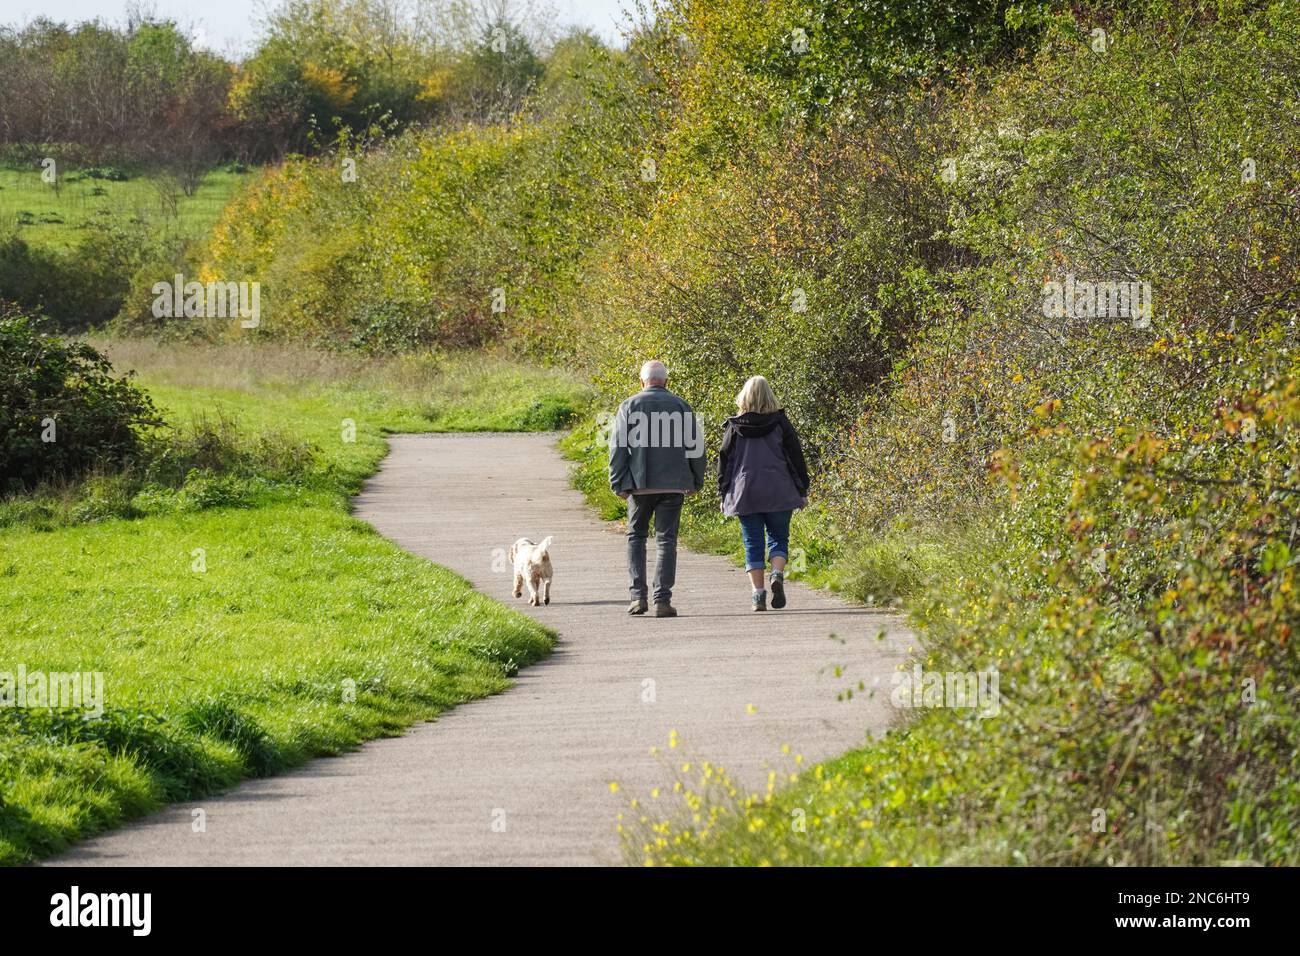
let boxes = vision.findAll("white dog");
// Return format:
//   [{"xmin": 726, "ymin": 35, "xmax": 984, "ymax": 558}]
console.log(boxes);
[{"xmin": 509, "ymin": 536, "xmax": 553, "ymax": 607}]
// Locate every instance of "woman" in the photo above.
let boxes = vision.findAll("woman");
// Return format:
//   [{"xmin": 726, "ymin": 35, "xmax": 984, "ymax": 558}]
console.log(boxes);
[{"xmin": 717, "ymin": 376, "xmax": 810, "ymax": 611}]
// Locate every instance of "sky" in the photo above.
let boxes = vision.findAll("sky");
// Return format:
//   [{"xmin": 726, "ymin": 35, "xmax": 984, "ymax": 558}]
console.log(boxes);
[{"xmin": 2, "ymin": 1, "xmax": 638, "ymax": 54}]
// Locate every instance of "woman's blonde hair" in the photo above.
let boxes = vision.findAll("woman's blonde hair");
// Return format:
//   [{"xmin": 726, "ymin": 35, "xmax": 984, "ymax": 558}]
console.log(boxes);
[{"xmin": 735, "ymin": 375, "xmax": 779, "ymax": 414}]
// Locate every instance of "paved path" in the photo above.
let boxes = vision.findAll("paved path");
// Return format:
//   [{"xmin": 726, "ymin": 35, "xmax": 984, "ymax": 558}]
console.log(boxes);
[{"xmin": 52, "ymin": 433, "xmax": 912, "ymax": 865}]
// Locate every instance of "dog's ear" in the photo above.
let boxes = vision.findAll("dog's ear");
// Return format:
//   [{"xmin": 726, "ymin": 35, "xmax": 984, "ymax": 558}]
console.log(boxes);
[{"xmin": 536, "ymin": 536, "xmax": 553, "ymax": 555}]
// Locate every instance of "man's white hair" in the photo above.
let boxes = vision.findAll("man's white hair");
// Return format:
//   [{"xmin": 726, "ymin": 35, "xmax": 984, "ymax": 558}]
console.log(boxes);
[{"xmin": 640, "ymin": 360, "xmax": 668, "ymax": 383}]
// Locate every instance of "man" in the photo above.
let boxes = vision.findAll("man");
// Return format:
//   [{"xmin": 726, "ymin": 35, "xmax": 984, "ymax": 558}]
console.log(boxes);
[{"xmin": 608, "ymin": 360, "xmax": 706, "ymax": 617}]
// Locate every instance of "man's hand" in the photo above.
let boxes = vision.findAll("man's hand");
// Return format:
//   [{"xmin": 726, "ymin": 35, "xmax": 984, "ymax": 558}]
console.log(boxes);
[{"xmin": 617, "ymin": 490, "xmax": 630, "ymax": 500}]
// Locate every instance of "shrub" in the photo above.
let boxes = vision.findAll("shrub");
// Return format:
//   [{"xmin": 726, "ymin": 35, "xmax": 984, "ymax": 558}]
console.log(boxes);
[
  {"xmin": 0, "ymin": 315, "xmax": 161, "ymax": 492},
  {"xmin": 0, "ymin": 222, "xmax": 168, "ymax": 331}
]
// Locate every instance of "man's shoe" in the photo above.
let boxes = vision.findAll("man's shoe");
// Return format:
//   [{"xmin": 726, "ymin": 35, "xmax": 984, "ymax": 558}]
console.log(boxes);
[
  {"xmin": 752, "ymin": 590, "xmax": 767, "ymax": 612},
  {"xmin": 653, "ymin": 602, "xmax": 678, "ymax": 618},
  {"xmin": 628, "ymin": 598, "xmax": 648, "ymax": 615},
  {"xmin": 770, "ymin": 574, "xmax": 786, "ymax": 609}
]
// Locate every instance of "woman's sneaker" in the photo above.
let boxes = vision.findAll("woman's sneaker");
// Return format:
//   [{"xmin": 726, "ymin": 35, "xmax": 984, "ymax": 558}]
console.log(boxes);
[
  {"xmin": 752, "ymin": 589, "xmax": 767, "ymax": 612},
  {"xmin": 770, "ymin": 572, "xmax": 787, "ymax": 609}
]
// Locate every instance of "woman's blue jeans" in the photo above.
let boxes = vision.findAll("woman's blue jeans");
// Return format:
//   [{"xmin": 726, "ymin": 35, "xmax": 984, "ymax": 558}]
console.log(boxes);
[{"xmin": 738, "ymin": 510, "xmax": 793, "ymax": 571}]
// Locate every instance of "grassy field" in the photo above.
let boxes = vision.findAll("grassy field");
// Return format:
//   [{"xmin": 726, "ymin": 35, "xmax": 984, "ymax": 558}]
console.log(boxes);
[
  {"xmin": 0, "ymin": 341, "xmax": 593, "ymax": 865},
  {"xmin": 0, "ymin": 165, "xmax": 247, "ymax": 250}
]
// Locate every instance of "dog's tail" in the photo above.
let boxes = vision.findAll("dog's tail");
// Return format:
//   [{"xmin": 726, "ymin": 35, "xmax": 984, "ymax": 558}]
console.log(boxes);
[{"xmin": 535, "ymin": 536, "xmax": 553, "ymax": 556}]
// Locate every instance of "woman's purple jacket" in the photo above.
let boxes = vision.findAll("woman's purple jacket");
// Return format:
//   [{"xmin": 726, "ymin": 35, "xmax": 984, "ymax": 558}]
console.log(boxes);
[{"xmin": 717, "ymin": 410, "xmax": 811, "ymax": 517}]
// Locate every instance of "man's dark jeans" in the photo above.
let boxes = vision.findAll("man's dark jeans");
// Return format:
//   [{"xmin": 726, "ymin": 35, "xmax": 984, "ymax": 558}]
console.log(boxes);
[{"xmin": 626, "ymin": 492, "xmax": 684, "ymax": 604}]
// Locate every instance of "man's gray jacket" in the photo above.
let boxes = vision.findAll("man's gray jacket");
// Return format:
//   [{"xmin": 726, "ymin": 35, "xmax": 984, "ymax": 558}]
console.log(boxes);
[{"xmin": 608, "ymin": 385, "xmax": 707, "ymax": 495}]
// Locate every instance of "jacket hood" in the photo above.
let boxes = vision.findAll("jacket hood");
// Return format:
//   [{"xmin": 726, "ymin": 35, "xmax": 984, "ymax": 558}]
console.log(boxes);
[{"xmin": 728, "ymin": 410, "xmax": 784, "ymax": 437}]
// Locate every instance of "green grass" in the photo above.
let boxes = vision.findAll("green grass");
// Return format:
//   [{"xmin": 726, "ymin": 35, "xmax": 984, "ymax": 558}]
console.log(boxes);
[
  {"xmin": 0, "ymin": 340, "xmax": 590, "ymax": 865},
  {"xmin": 415, "ymin": 353, "xmax": 596, "ymax": 431},
  {"xmin": 0, "ymin": 165, "xmax": 247, "ymax": 250},
  {"xmin": 93, "ymin": 339, "xmax": 595, "ymax": 435}
]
